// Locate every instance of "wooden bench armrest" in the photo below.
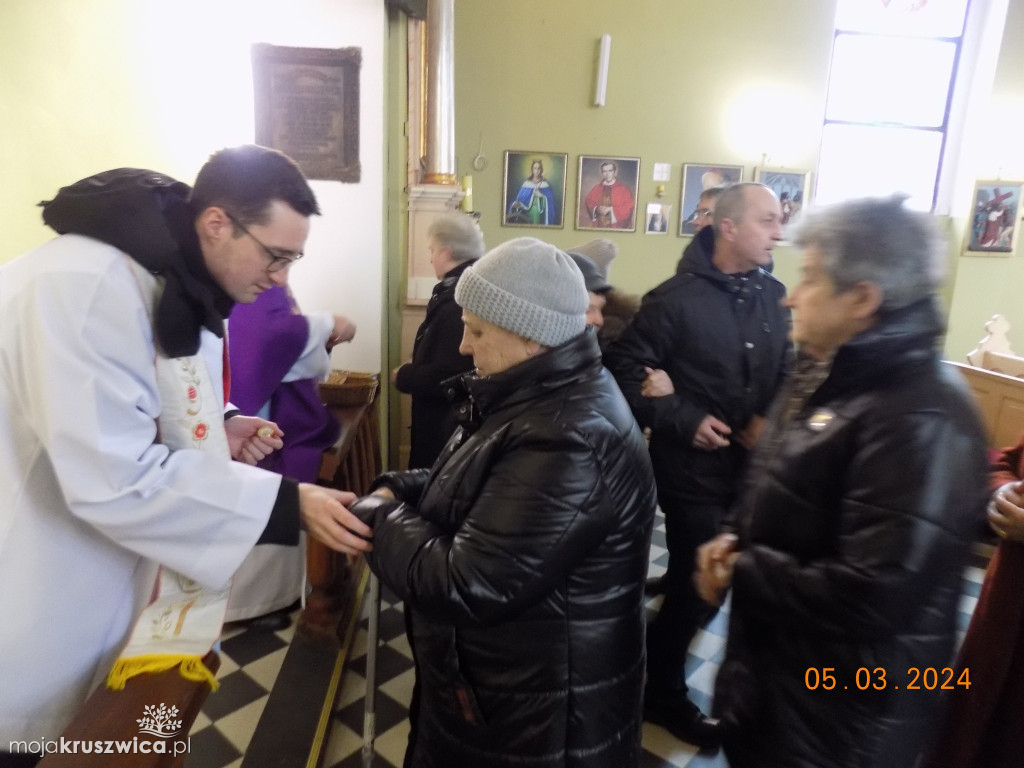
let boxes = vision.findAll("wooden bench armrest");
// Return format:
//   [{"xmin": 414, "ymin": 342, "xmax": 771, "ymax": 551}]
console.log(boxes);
[{"xmin": 37, "ymin": 654, "xmax": 219, "ymax": 768}]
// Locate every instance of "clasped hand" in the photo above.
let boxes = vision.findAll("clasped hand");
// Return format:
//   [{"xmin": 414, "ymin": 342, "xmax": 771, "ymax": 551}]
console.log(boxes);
[
  {"xmin": 989, "ymin": 480, "xmax": 1024, "ymax": 542},
  {"xmin": 695, "ymin": 533, "xmax": 739, "ymax": 606},
  {"xmin": 226, "ymin": 415, "xmax": 284, "ymax": 465}
]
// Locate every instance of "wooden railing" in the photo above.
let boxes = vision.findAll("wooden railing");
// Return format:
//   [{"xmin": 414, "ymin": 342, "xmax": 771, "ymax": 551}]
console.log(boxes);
[
  {"xmin": 36, "ymin": 654, "xmax": 219, "ymax": 768},
  {"xmin": 300, "ymin": 381, "xmax": 383, "ymax": 638}
]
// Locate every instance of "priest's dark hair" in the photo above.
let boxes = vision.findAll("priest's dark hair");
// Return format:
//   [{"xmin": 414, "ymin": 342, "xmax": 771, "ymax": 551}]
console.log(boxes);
[{"xmin": 190, "ymin": 144, "xmax": 320, "ymax": 226}]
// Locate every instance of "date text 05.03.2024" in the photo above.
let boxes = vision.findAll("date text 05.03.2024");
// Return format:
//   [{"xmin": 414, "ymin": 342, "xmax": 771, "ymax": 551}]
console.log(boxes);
[{"xmin": 804, "ymin": 667, "xmax": 970, "ymax": 692}]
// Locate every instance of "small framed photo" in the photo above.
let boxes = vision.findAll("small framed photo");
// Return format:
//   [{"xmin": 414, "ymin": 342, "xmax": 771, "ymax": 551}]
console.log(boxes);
[
  {"xmin": 576, "ymin": 155, "xmax": 641, "ymax": 232},
  {"xmin": 963, "ymin": 180, "xmax": 1023, "ymax": 256},
  {"xmin": 679, "ymin": 164, "xmax": 743, "ymax": 236},
  {"xmin": 645, "ymin": 202, "xmax": 670, "ymax": 235},
  {"xmin": 502, "ymin": 151, "xmax": 568, "ymax": 228},
  {"xmin": 753, "ymin": 168, "xmax": 812, "ymax": 236}
]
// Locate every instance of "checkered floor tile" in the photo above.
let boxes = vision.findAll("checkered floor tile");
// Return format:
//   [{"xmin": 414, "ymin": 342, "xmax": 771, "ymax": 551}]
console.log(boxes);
[
  {"xmin": 184, "ymin": 609, "xmax": 299, "ymax": 768},
  {"xmin": 189, "ymin": 515, "xmax": 993, "ymax": 768}
]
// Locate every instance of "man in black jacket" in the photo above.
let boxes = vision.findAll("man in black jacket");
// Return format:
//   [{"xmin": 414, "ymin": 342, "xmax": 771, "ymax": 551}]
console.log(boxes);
[
  {"xmin": 605, "ymin": 182, "xmax": 790, "ymax": 749},
  {"xmin": 394, "ymin": 212, "xmax": 484, "ymax": 468},
  {"xmin": 696, "ymin": 195, "xmax": 989, "ymax": 768}
]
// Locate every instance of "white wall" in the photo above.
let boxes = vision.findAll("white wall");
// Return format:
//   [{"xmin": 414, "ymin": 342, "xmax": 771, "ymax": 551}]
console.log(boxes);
[{"xmin": 0, "ymin": 0, "xmax": 385, "ymax": 371}]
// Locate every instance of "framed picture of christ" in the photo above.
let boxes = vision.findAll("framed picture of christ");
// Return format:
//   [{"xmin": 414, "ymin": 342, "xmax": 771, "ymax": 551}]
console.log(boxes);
[
  {"xmin": 575, "ymin": 155, "xmax": 640, "ymax": 232},
  {"xmin": 963, "ymin": 180, "xmax": 1023, "ymax": 256}
]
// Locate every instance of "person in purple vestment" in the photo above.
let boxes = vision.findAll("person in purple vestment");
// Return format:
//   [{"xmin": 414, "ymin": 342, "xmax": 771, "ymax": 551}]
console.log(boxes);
[{"xmin": 225, "ymin": 284, "xmax": 356, "ymax": 624}]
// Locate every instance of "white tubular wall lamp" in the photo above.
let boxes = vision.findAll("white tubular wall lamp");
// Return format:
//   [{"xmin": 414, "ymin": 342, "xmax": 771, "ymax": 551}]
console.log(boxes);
[{"xmin": 594, "ymin": 34, "xmax": 611, "ymax": 107}]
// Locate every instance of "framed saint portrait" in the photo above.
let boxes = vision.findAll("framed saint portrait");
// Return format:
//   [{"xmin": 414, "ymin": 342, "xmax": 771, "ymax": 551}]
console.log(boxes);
[
  {"xmin": 679, "ymin": 164, "xmax": 743, "ymax": 236},
  {"xmin": 576, "ymin": 155, "xmax": 641, "ymax": 232},
  {"xmin": 645, "ymin": 202, "xmax": 670, "ymax": 235},
  {"xmin": 502, "ymin": 151, "xmax": 569, "ymax": 228},
  {"xmin": 753, "ymin": 167, "xmax": 812, "ymax": 240},
  {"xmin": 963, "ymin": 180, "xmax": 1023, "ymax": 256}
]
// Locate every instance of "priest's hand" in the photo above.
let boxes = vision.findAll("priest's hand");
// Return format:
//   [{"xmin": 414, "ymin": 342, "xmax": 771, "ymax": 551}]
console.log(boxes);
[
  {"xmin": 326, "ymin": 315, "xmax": 357, "ymax": 349},
  {"xmin": 226, "ymin": 416, "xmax": 284, "ymax": 465},
  {"xmin": 299, "ymin": 484, "xmax": 374, "ymax": 555}
]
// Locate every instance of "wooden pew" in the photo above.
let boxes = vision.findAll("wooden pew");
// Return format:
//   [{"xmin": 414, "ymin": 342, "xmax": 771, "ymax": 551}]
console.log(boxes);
[
  {"xmin": 36, "ymin": 654, "xmax": 219, "ymax": 768},
  {"xmin": 947, "ymin": 314, "xmax": 1024, "ymax": 448}
]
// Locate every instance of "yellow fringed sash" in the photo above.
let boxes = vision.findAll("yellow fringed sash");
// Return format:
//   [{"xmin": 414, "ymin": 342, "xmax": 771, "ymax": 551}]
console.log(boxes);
[{"xmin": 107, "ymin": 654, "xmax": 220, "ymax": 691}]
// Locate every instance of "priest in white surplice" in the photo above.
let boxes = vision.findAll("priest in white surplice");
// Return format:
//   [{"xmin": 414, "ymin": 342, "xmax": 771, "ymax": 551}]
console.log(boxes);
[{"xmin": 0, "ymin": 146, "xmax": 373, "ymax": 756}]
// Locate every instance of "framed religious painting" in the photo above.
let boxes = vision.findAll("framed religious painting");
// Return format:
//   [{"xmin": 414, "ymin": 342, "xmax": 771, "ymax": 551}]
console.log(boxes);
[
  {"xmin": 502, "ymin": 151, "xmax": 569, "ymax": 228},
  {"xmin": 576, "ymin": 155, "xmax": 641, "ymax": 232},
  {"xmin": 679, "ymin": 164, "xmax": 743, "ymax": 236},
  {"xmin": 645, "ymin": 202, "xmax": 670, "ymax": 235},
  {"xmin": 754, "ymin": 167, "xmax": 812, "ymax": 241},
  {"xmin": 963, "ymin": 180, "xmax": 1023, "ymax": 256}
]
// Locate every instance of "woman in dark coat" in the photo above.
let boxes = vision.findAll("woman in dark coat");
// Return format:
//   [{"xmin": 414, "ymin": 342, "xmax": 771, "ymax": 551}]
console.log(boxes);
[
  {"xmin": 352, "ymin": 238, "xmax": 657, "ymax": 768},
  {"xmin": 394, "ymin": 212, "xmax": 484, "ymax": 469},
  {"xmin": 696, "ymin": 196, "xmax": 990, "ymax": 768}
]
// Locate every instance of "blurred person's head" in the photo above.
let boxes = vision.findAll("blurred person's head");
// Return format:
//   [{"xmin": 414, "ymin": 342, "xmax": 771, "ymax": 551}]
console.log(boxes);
[
  {"xmin": 692, "ymin": 185, "xmax": 727, "ymax": 234},
  {"xmin": 600, "ymin": 162, "xmax": 618, "ymax": 184},
  {"xmin": 786, "ymin": 194, "xmax": 945, "ymax": 360},
  {"xmin": 427, "ymin": 212, "xmax": 485, "ymax": 278},
  {"xmin": 567, "ymin": 252, "xmax": 612, "ymax": 330},
  {"xmin": 567, "ymin": 238, "xmax": 617, "ymax": 279},
  {"xmin": 455, "ymin": 238, "xmax": 588, "ymax": 376},
  {"xmin": 530, "ymin": 160, "xmax": 545, "ymax": 180}
]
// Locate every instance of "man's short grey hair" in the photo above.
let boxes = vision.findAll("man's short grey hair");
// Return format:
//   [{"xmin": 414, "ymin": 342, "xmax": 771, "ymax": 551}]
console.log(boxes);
[
  {"xmin": 428, "ymin": 212, "xmax": 486, "ymax": 263},
  {"xmin": 792, "ymin": 194, "xmax": 945, "ymax": 314},
  {"xmin": 712, "ymin": 182, "xmax": 771, "ymax": 229},
  {"xmin": 700, "ymin": 185, "xmax": 728, "ymax": 204}
]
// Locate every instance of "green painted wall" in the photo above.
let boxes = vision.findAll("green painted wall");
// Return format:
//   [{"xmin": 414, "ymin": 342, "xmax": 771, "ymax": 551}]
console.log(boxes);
[
  {"xmin": 452, "ymin": 0, "xmax": 839, "ymax": 297},
  {"xmin": 450, "ymin": 0, "xmax": 1024, "ymax": 361}
]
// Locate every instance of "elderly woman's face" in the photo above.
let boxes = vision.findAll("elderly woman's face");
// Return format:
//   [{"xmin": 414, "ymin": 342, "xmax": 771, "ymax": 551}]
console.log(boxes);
[
  {"xmin": 459, "ymin": 311, "xmax": 539, "ymax": 377},
  {"xmin": 783, "ymin": 246, "xmax": 875, "ymax": 360}
]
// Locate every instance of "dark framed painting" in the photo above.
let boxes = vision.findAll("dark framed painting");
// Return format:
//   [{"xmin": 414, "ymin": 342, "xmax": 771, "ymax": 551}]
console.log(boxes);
[
  {"xmin": 576, "ymin": 155, "xmax": 640, "ymax": 232},
  {"xmin": 252, "ymin": 43, "xmax": 361, "ymax": 183},
  {"xmin": 963, "ymin": 180, "xmax": 1023, "ymax": 256},
  {"xmin": 502, "ymin": 151, "xmax": 568, "ymax": 228},
  {"xmin": 679, "ymin": 164, "xmax": 743, "ymax": 236}
]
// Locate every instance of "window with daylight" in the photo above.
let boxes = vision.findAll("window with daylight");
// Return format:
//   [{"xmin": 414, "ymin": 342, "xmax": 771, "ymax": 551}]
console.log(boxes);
[{"xmin": 814, "ymin": 0, "xmax": 972, "ymax": 211}]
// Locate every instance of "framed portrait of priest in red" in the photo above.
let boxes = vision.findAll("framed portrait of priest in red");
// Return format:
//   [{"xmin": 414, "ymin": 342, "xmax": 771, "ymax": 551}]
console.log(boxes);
[{"xmin": 576, "ymin": 155, "xmax": 640, "ymax": 232}]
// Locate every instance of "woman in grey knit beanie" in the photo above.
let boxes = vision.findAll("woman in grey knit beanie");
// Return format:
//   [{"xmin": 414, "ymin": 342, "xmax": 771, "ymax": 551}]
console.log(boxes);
[
  {"xmin": 453, "ymin": 237, "xmax": 589, "ymax": 374},
  {"xmin": 346, "ymin": 235, "xmax": 657, "ymax": 767}
]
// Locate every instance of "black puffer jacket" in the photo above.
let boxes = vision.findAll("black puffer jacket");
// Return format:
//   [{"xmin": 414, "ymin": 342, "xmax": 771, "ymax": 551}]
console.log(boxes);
[
  {"xmin": 605, "ymin": 226, "xmax": 790, "ymax": 503},
  {"xmin": 715, "ymin": 299, "xmax": 990, "ymax": 768},
  {"xmin": 354, "ymin": 330, "xmax": 656, "ymax": 768},
  {"xmin": 394, "ymin": 260, "xmax": 476, "ymax": 469}
]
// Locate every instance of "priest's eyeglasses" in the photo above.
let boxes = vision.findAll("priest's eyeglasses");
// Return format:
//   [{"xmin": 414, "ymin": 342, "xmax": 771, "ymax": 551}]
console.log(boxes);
[{"xmin": 225, "ymin": 212, "xmax": 304, "ymax": 273}]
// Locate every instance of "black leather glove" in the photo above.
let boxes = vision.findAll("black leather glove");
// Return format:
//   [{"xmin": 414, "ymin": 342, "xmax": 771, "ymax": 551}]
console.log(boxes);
[
  {"xmin": 348, "ymin": 493, "xmax": 404, "ymax": 530},
  {"xmin": 368, "ymin": 468, "xmax": 431, "ymax": 506}
]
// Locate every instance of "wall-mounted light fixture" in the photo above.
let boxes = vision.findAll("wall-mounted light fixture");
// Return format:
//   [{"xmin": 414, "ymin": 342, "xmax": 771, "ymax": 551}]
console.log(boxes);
[{"xmin": 594, "ymin": 34, "xmax": 611, "ymax": 107}]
